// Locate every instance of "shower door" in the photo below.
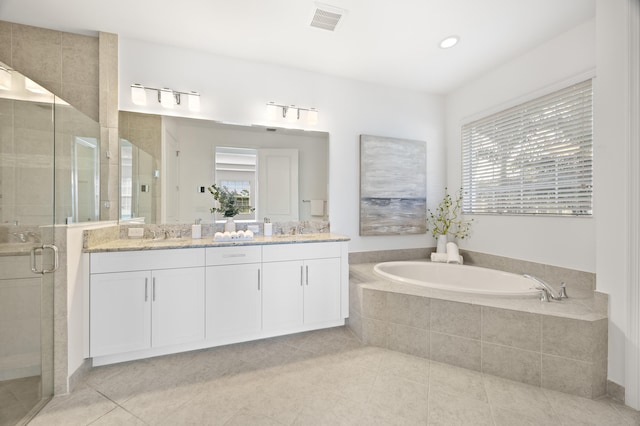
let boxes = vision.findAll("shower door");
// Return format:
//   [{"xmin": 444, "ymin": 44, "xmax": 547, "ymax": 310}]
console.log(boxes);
[{"xmin": 0, "ymin": 65, "xmax": 56, "ymax": 425}]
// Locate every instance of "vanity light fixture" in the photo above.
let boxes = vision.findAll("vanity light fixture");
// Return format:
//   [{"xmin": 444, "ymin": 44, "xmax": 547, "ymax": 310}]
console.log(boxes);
[
  {"xmin": 266, "ymin": 102, "xmax": 279, "ymax": 121},
  {"xmin": 307, "ymin": 108, "xmax": 319, "ymax": 125},
  {"xmin": 131, "ymin": 83, "xmax": 146, "ymax": 105},
  {"xmin": 439, "ymin": 35, "xmax": 460, "ymax": 49},
  {"xmin": 266, "ymin": 102, "xmax": 319, "ymax": 125},
  {"xmin": 130, "ymin": 83, "xmax": 201, "ymax": 112},
  {"xmin": 188, "ymin": 92, "xmax": 200, "ymax": 112},
  {"xmin": 159, "ymin": 88, "xmax": 174, "ymax": 109},
  {"xmin": 0, "ymin": 66, "xmax": 12, "ymax": 90},
  {"xmin": 285, "ymin": 106, "xmax": 299, "ymax": 122}
]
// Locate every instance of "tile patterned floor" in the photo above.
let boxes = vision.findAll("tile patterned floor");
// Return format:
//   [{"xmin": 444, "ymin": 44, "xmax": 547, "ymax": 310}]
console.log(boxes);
[
  {"xmin": 25, "ymin": 327, "xmax": 640, "ymax": 425},
  {"xmin": 0, "ymin": 376, "xmax": 41, "ymax": 426}
]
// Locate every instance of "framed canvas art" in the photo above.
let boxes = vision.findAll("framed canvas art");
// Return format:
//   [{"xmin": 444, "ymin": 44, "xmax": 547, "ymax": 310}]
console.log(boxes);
[{"xmin": 360, "ymin": 135, "xmax": 427, "ymax": 236}]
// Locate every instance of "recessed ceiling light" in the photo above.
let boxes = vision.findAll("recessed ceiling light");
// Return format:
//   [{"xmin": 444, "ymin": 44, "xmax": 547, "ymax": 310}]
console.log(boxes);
[{"xmin": 439, "ymin": 36, "xmax": 459, "ymax": 49}]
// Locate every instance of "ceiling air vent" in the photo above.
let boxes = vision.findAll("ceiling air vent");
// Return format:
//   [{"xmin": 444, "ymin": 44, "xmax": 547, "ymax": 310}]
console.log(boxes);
[{"xmin": 310, "ymin": 3, "xmax": 345, "ymax": 32}]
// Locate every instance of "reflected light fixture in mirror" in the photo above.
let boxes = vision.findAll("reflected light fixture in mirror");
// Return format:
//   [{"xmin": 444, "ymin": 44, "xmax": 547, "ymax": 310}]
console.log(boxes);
[
  {"xmin": 25, "ymin": 77, "xmax": 48, "ymax": 94},
  {"xmin": 0, "ymin": 66, "xmax": 12, "ymax": 90}
]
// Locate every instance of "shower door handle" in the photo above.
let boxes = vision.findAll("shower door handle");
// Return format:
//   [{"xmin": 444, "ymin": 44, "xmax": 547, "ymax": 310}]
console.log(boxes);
[{"xmin": 30, "ymin": 244, "xmax": 59, "ymax": 274}]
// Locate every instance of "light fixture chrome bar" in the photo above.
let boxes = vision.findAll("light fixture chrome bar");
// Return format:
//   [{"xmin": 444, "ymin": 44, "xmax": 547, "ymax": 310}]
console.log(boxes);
[
  {"xmin": 266, "ymin": 101, "xmax": 316, "ymax": 113},
  {"xmin": 266, "ymin": 101, "xmax": 319, "ymax": 125},
  {"xmin": 130, "ymin": 83, "xmax": 200, "ymax": 111}
]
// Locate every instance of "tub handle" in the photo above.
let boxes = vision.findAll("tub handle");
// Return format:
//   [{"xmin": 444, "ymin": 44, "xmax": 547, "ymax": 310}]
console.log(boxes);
[{"xmin": 523, "ymin": 274, "xmax": 567, "ymax": 302}]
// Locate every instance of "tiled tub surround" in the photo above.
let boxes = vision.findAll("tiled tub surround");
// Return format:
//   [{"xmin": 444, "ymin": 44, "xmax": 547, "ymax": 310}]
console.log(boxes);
[{"xmin": 349, "ymin": 259, "xmax": 608, "ymax": 400}]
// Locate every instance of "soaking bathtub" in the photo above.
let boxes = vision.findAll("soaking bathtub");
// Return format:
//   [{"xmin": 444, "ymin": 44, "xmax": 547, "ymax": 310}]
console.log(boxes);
[{"xmin": 373, "ymin": 261, "xmax": 542, "ymax": 298}]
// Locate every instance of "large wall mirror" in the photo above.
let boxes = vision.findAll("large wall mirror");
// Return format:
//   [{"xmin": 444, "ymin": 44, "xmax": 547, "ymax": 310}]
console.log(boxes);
[{"xmin": 119, "ymin": 111, "xmax": 329, "ymax": 225}]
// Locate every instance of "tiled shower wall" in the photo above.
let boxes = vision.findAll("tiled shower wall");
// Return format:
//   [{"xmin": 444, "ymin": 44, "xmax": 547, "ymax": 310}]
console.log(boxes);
[
  {"xmin": 0, "ymin": 21, "xmax": 100, "ymax": 121},
  {"xmin": 0, "ymin": 20, "xmax": 119, "ymax": 394}
]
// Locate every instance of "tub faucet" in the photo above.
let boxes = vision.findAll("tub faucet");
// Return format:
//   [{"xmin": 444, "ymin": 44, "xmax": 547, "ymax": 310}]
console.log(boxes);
[{"xmin": 523, "ymin": 274, "xmax": 568, "ymax": 302}]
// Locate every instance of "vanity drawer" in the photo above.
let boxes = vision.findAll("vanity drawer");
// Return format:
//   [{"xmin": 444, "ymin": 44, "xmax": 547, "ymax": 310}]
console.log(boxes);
[
  {"xmin": 205, "ymin": 246, "xmax": 262, "ymax": 266},
  {"xmin": 91, "ymin": 248, "xmax": 205, "ymax": 274},
  {"xmin": 262, "ymin": 242, "xmax": 342, "ymax": 262}
]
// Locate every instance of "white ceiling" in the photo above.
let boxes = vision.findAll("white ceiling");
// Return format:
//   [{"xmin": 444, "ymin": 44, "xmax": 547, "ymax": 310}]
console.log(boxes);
[{"xmin": 0, "ymin": 0, "xmax": 595, "ymax": 94}]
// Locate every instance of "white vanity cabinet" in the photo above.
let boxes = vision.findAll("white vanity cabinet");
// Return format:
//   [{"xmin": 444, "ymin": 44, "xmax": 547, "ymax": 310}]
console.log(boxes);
[
  {"xmin": 89, "ymin": 249, "xmax": 205, "ymax": 359},
  {"xmin": 205, "ymin": 246, "xmax": 262, "ymax": 342},
  {"xmin": 86, "ymin": 238, "xmax": 348, "ymax": 365},
  {"xmin": 262, "ymin": 243, "xmax": 342, "ymax": 332},
  {"xmin": 90, "ymin": 270, "xmax": 151, "ymax": 357}
]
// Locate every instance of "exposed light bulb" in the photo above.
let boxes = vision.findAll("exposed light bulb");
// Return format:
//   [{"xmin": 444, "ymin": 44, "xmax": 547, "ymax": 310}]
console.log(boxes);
[
  {"xmin": 188, "ymin": 92, "xmax": 200, "ymax": 112},
  {"xmin": 25, "ymin": 77, "xmax": 47, "ymax": 94},
  {"xmin": 266, "ymin": 102, "xmax": 278, "ymax": 121},
  {"xmin": 131, "ymin": 84, "xmax": 146, "ymax": 105},
  {"xmin": 285, "ymin": 106, "xmax": 298, "ymax": 122},
  {"xmin": 0, "ymin": 67, "xmax": 12, "ymax": 90},
  {"xmin": 160, "ymin": 89, "xmax": 174, "ymax": 108},
  {"xmin": 307, "ymin": 109, "xmax": 318, "ymax": 125}
]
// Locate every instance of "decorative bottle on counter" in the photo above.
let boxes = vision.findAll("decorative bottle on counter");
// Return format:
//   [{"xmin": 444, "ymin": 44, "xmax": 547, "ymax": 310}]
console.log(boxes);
[
  {"xmin": 437, "ymin": 234, "xmax": 448, "ymax": 253},
  {"xmin": 224, "ymin": 217, "xmax": 236, "ymax": 233},
  {"xmin": 263, "ymin": 217, "xmax": 272, "ymax": 236},
  {"xmin": 192, "ymin": 219, "xmax": 202, "ymax": 239}
]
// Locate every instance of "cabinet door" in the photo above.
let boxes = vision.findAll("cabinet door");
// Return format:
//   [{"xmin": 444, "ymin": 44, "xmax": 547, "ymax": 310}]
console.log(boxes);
[
  {"xmin": 90, "ymin": 271, "xmax": 151, "ymax": 357},
  {"xmin": 206, "ymin": 263, "xmax": 262, "ymax": 340},
  {"xmin": 151, "ymin": 267, "xmax": 205, "ymax": 348},
  {"xmin": 303, "ymin": 258, "xmax": 342, "ymax": 325},
  {"xmin": 262, "ymin": 261, "xmax": 304, "ymax": 331}
]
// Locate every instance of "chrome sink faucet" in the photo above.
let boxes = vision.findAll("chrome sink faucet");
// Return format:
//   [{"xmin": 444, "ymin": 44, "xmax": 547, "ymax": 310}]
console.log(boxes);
[{"xmin": 523, "ymin": 274, "xmax": 568, "ymax": 302}]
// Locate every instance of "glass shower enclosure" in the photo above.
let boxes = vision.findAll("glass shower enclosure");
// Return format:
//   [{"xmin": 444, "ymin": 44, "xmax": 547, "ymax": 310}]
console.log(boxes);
[{"xmin": 0, "ymin": 62, "xmax": 100, "ymax": 425}]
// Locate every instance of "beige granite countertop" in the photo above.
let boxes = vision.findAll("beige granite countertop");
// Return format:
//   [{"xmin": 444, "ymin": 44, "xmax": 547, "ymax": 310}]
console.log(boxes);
[
  {"xmin": 84, "ymin": 233, "xmax": 350, "ymax": 253},
  {"xmin": 350, "ymin": 262, "xmax": 608, "ymax": 322}
]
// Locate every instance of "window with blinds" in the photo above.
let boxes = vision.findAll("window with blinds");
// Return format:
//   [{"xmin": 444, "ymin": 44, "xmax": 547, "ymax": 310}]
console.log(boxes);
[{"xmin": 461, "ymin": 79, "xmax": 593, "ymax": 216}]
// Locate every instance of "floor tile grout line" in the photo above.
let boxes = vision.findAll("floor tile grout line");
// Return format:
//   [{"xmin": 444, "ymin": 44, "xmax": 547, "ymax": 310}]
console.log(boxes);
[{"xmin": 88, "ymin": 385, "xmax": 153, "ymax": 425}]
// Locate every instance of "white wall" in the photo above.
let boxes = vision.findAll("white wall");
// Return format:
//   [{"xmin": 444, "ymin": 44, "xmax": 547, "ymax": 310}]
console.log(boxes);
[
  {"xmin": 444, "ymin": 19, "xmax": 596, "ymax": 272},
  {"xmin": 119, "ymin": 38, "xmax": 445, "ymax": 253},
  {"xmin": 112, "ymin": 6, "xmax": 637, "ymax": 399},
  {"xmin": 594, "ymin": 0, "xmax": 631, "ymax": 393}
]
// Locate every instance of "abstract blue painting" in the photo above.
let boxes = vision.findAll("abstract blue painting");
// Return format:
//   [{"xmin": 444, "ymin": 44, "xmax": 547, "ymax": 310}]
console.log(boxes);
[{"xmin": 360, "ymin": 135, "xmax": 427, "ymax": 236}]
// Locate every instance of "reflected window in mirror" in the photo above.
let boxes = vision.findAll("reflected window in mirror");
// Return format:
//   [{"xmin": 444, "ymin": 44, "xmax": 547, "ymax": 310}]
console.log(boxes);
[
  {"xmin": 72, "ymin": 136, "xmax": 100, "ymax": 222},
  {"xmin": 120, "ymin": 140, "xmax": 134, "ymax": 220},
  {"xmin": 215, "ymin": 147, "xmax": 257, "ymax": 221}
]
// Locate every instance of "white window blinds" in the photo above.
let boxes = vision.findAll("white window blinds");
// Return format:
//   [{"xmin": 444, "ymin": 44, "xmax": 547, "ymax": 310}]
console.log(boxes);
[{"xmin": 461, "ymin": 79, "xmax": 593, "ymax": 216}]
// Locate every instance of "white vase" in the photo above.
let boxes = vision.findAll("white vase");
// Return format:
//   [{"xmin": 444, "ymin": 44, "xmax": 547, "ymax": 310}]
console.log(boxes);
[
  {"xmin": 224, "ymin": 217, "xmax": 236, "ymax": 232},
  {"xmin": 436, "ymin": 234, "xmax": 448, "ymax": 253}
]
